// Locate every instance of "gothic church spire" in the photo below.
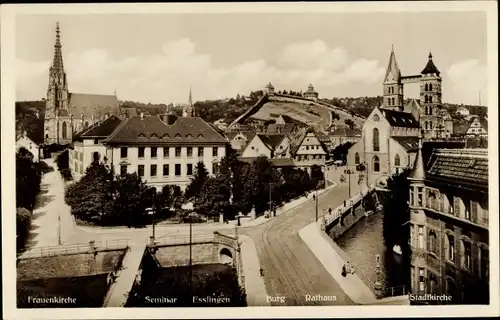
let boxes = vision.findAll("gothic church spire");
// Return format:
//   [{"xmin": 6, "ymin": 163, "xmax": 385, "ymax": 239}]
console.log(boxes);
[
  {"xmin": 51, "ymin": 22, "xmax": 64, "ymax": 72},
  {"xmin": 384, "ymin": 45, "xmax": 401, "ymax": 82}
]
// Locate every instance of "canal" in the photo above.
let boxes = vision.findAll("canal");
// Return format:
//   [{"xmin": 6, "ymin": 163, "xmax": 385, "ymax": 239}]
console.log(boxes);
[{"xmin": 333, "ymin": 211, "xmax": 408, "ymax": 296}]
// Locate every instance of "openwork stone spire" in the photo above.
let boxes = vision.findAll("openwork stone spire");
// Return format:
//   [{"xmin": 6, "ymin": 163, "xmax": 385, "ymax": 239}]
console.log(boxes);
[{"xmin": 51, "ymin": 22, "xmax": 64, "ymax": 71}]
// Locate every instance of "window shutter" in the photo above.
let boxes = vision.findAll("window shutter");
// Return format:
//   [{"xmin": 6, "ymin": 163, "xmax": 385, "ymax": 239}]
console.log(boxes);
[
  {"xmin": 453, "ymin": 197, "xmax": 460, "ymax": 216},
  {"xmin": 427, "ymin": 231, "xmax": 432, "ymax": 252},
  {"xmin": 471, "ymin": 200, "xmax": 478, "ymax": 223}
]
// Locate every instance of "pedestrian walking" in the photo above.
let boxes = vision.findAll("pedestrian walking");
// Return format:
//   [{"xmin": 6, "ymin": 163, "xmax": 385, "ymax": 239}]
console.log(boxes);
[
  {"xmin": 259, "ymin": 268, "xmax": 264, "ymax": 277},
  {"xmin": 341, "ymin": 265, "xmax": 347, "ymax": 277},
  {"xmin": 328, "ymin": 207, "xmax": 332, "ymax": 215}
]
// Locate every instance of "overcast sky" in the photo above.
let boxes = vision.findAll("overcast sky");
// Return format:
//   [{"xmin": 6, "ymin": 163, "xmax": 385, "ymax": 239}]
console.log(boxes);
[{"xmin": 15, "ymin": 11, "xmax": 487, "ymax": 105}]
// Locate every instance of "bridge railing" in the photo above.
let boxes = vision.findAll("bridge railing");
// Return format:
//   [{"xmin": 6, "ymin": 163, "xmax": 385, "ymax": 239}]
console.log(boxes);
[
  {"xmin": 17, "ymin": 239, "xmax": 129, "ymax": 259},
  {"xmin": 323, "ymin": 186, "xmax": 373, "ymax": 226},
  {"xmin": 151, "ymin": 234, "xmax": 214, "ymax": 247}
]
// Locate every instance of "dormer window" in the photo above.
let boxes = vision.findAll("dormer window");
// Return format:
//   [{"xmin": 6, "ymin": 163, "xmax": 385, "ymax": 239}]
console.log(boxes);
[{"xmin": 175, "ymin": 133, "xmax": 181, "ymax": 138}]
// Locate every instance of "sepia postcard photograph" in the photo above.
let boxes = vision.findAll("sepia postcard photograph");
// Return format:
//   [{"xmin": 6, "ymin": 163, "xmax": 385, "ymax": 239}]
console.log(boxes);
[{"xmin": 1, "ymin": 2, "xmax": 499, "ymax": 319}]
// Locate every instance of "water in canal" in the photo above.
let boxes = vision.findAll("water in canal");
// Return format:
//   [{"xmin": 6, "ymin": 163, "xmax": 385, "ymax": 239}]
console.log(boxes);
[{"xmin": 333, "ymin": 212, "xmax": 408, "ymax": 294}]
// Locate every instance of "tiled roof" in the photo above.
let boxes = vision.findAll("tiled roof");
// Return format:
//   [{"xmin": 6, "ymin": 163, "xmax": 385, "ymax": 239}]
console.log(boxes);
[
  {"xmin": 120, "ymin": 107, "xmax": 138, "ymax": 117},
  {"xmin": 404, "ymin": 99, "xmax": 420, "ymax": 113},
  {"xmin": 421, "ymin": 54, "xmax": 440, "ymax": 75},
  {"xmin": 237, "ymin": 156, "xmax": 295, "ymax": 167},
  {"xmin": 453, "ymin": 120, "xmax": 472, "ymax": 135},
  {"xmin": 266, "ymin": 123, "xmax": 296, "ymax": 136},
  {"xmin": 392, "ymin": 136, "xmax": 420, "ymax": 151},
  {"xmin": 480, "ymin": 118, "xmax": 488, "ymax": 133},
  {"xmin": 259, "ymin": 134, "xmax": 285, "ymax": 150},
  {"xmin": 329, "ymin": 126, "xmax": 362, "ymax": 137},
  {"xmin": 78, "ymin": 115, "xmax": 122, "ymax": 138},
  {"xmin": 68, "ymin": 92, "xmax": 120, "ymax": 118},
  {"xmin": 102, "ymin": 115, "xmax": 227, "ymax": 146},
  {"xmin": 385, "ymin": 48, "xmax": 401, "ymax": 80},
  {"xmin": 380, "ymin": 108, "xmax": 419, "ymax": 128},
  {"xmin": 289, "ymin": 127, "xmax": 328, "ymax": 155},
  {"xmin": 427, "ymin": 148, "xmax": 488, "ymax": 188},
  {"xmin": 226, "ymin": 130, "xmax": 257, "ymax": 141}
]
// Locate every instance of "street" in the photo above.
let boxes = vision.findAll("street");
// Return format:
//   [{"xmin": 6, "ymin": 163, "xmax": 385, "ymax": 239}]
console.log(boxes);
[
  {"xmin": 241, "ymin": 179, "xmax": 358, "ymax": 306},
  {"xmin": 24, "ymin": 160, "xmax": 365, "ymax": 306}
]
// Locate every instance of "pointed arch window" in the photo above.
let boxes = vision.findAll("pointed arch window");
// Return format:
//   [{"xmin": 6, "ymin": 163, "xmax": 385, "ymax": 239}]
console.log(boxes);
[
  {"xmin": 429, "ymin": 96, "xmax": 433, "ymax": 103},
  {"xmin": 392, "ymin": 98, "xmax": 395, "ymax": 105},
  {"xmin": 372, "ymin": 128, "xmax": 380, "ymax": 151},
  {"xmin": 62, "ymin": 122, "xmax": 67, "ymax": 139},
  {"xmin": 395, "ymin": 154, "xmax": 400, "ymax": 166},
  {"xmin": 425, "ymin": 83, "xmax": 428, "ymax": 91},
  {"xmin": 428, "ymin": 83, "xmax": 432, "ymax": 91},
  {"xmin": 355, "ymin": 152, "xmax": 360, "ymax": 165},
  {"xmin": 373, "ymin": 155, "xmax": 380, "ymax": 172},
  {"xmin": 425, "ymin": 95, "xmax": 429, "ymax": 103}
]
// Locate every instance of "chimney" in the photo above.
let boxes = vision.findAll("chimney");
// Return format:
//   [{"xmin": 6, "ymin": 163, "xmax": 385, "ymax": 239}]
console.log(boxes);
[{"xmin": 140, "ymin": 112, "xmax": 144, "ymax": 120}]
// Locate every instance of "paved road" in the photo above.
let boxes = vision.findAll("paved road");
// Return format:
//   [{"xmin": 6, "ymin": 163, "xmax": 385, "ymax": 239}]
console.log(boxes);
[
  {"xmin": 241, "ymin": 182, "xmax": 356, "ymax": 306},
  {"xmin": 26, "ymin": 160, "xmax": 367, "ymax": 306}
]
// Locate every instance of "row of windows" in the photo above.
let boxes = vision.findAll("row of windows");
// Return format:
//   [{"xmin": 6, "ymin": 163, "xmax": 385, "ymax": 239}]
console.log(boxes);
[
  {"xmin": 387, "ymin": 97, "xmax": 397, "ymax": 106},
  {"xmin": 295, "ymin": 154, "xmax": 326, "ymax": 161},
  {"xmin": 121, "ymin": 163, "xmax": 219, "ymax": 177},
  {"xmin": 424, "ymin": 83, "xmax": 434, "ymax": 92},
  {"xmin": 304, "ymin": 145, "xmax": 322, "ymax": 150},
  {"xmin": 388, "ymin": 86, "xmax": 400, "ymax": 94},
  {"xmin": 424, "ymin": 95, "xmax": 434, "ymax": 103},
  {"xmin": 424, "ymin": 105, "xmax": 434, "ymax": 115},
  {"xmin": 409, "ymin": 187, "xmax": 488, "ymax": 225},
  {"xmin": 121, "ymin": 146, "xmax": 219, "ymax": 159},
  {"xmin": 410, "ymin": 225, "xmax": 489, "ymax": 281}
]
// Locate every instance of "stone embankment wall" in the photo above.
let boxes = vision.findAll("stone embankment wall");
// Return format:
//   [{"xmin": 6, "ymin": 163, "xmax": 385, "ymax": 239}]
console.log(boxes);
[
  {"xmin": 324, "ymin": 190, "xmax": 379, "ymax": 240},
  {"xmin": 17, "ymin": 250, "xmax": 127, "ymax": 281}
]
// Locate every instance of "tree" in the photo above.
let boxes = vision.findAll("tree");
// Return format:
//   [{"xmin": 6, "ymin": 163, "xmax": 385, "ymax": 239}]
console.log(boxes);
[
  {"xmin": 310, "ymin": 165, "xmax": 325, "ymax": 189},
  {"xmin": 185, "ymin": 162, "xmax": 209, "ymax": 201},
  {"xmin": 55, "ymin": 149, "xmax": 72, "ymax": 180},
  {"xmin": 194, "ymin": 176, "xmax": 231, "ymax": 219},
  {"xmin": 64, "ymin": 161, "xmax": 114, "ymax": 223},
  {"xmin": 111, "ymin": 172, "xmax": 150, "ymax": 226},
  {"xmin": 247, "ymin": 157, "xmax": 282, "ymax": 215},
  {"xmin": 16, "ymin": 207, "xmax": 32, "ymax": 252},
  {"xmin": 16, "ymin": 148, "xmax": 42, "ymax": 210},
  {"xmin": 345, "ymin": 118, "xmax": 356, "ymax": 129}
]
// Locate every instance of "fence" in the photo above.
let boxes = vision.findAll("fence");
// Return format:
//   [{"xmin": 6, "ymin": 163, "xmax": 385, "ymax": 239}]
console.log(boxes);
[
  {"xmin": 18, "ymin": 239, "xmax": 129, "ymax": 259},
  {"xmin": 382, "ymin": 285, "xmax": 407, "ymax": 297}
]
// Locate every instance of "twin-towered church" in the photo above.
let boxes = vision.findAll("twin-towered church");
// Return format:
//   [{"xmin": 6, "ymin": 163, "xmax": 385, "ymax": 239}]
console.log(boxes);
[{"xmin": 347, "ymin": 46, "xmax": 453, "ymax": 182}]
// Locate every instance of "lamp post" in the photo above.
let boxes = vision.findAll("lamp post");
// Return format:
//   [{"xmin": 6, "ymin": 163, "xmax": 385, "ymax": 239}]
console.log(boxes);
[
  {"xmin": 189, "ymin": 212, "xmax": 193, "ymax": 305},
  {"xmin": 58, "ymin": 215, "xmax": 61, "ymax": 245},
  {"xmin": 152, "ymin": 191, "xmax": 156, "ymax": 240}
]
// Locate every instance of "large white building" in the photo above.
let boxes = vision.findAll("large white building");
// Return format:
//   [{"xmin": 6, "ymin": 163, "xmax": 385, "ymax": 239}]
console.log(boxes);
[
  {"xmin": 70, "ymin": 112, "xmax": 228, "ymax": 191},
  {"xmin": 347, "ymin": 106, "xmax": 420, "ymax": 181}
]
